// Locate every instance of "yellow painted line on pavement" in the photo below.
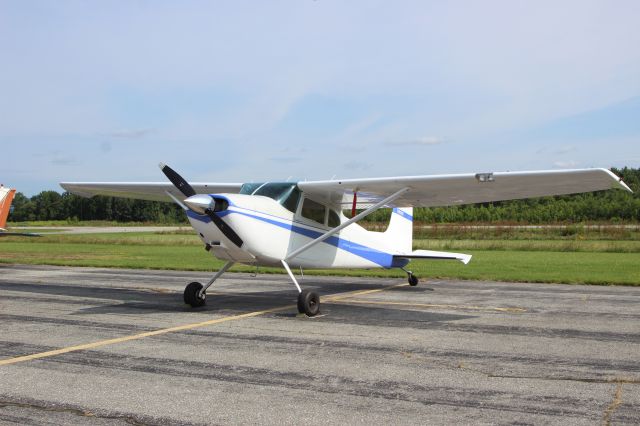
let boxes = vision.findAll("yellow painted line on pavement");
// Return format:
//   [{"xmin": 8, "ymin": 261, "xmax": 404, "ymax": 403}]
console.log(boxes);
[
  {"xmin": 0, "ymin": 304, "xmax": 294, "ymax": 366},
  {"xmin": 0, "ymin": 282, "xmax": 405, "ymax": 366}
]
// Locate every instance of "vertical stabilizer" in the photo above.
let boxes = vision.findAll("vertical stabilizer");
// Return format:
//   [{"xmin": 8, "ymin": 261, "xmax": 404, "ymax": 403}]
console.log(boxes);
[
  {"xmin": 0, "ymin": 186, "xmax": 16, "ymax": 230},
  {"xmin": 384, "ymin": 207, "xmax": 413, "ymax": 254}
]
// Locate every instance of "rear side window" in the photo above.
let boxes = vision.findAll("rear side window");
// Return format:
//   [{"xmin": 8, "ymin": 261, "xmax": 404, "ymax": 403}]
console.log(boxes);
[
  {"xmin": 301, "ymin": 198, "xmax": 326, "ymax": 225},
  {"xmin": 328, "ymin": 210, "xmax": 340, "ymax": 228}
]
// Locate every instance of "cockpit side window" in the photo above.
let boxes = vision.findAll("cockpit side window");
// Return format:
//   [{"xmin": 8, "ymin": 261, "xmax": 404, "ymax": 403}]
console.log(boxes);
[
  {"xmin": 238, "ymin": 182, "xmax": 301, "ymax": 213},
  {"xmin": 301, "ymin": 198, "xmax": 326, "ymax": 225},
  {"xmin": 239, "ymin": 183, "xmax": 263, "ymax": 195},
  {"xmin": 280, "ymin": 186, "xmax": 301, "ymax": 213}
]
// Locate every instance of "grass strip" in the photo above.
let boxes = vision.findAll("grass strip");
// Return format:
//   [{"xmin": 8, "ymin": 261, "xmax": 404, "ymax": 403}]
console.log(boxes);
[{"xmin": 1, "ymin": 242, "xmax": 638, "ymax": 286}]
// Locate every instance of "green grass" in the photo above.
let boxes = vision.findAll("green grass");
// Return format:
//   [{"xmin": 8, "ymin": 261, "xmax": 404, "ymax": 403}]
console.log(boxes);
[
  {"xmin": 414, "ymin": 239, "xmax": 640, "ymax": 253},
  {"xmin": 1, "ymin": 232, "xmax": 639, "ymax": 285},
  {"xmin": 1, "ymin": 232, "xmax": 199, "ymax": 246},
  {"xmin": 403, "ymin": 223, "xmax": 640, "ymax": 241}
]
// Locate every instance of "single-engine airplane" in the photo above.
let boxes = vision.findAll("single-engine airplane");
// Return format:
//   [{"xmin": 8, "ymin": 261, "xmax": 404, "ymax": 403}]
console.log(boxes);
[{"xmin": 61, "ymin": 166, "xmax": 632, "ymax": 316}]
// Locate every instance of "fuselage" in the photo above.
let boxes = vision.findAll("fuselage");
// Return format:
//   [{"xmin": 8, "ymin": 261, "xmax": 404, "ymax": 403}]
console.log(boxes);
[{"xmin": 186, "ymin": 187, "xmax": 411, "ymax": 270}]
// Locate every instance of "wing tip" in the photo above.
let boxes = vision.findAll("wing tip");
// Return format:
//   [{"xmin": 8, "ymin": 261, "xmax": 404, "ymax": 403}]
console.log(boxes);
[
  {"xmin": 600, "ymin": 168, "xmax": 633, "ymax": 193},
  {"xmin": 616, "ymin": 177, "xmax": 633, "ymax": 193}
]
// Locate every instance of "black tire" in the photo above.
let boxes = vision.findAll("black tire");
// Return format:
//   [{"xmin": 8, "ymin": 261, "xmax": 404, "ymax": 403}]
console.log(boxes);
[
  {"xmin": 297, "ymin": 289, "xmax": 320, "ymax": 316},
  {"xmin": 184, "ymin": 282, "xmax": 206, "ymax": 307},
  {"xmin": 408, "ymin": 274, "xmax": 419, "ymax": 286}
]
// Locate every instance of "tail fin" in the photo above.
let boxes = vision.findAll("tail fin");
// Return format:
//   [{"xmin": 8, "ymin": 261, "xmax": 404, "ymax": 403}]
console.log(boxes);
[
  {"xmin": 384, "ymin": 207, "xmax": 413, "ymax": 254},
  {"xmin": 0, "ymin": 187, "xmax": 16, "ymax": 230}
]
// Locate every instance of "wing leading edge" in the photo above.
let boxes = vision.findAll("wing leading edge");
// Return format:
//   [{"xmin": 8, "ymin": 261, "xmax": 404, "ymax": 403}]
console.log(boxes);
[
  {"xmin": 59, "ymin": 182, "xmax": 243, "ymax": 203},
  {"xmin": 298, "ymin": 168, "xmax": 632, "ymax": 208}
]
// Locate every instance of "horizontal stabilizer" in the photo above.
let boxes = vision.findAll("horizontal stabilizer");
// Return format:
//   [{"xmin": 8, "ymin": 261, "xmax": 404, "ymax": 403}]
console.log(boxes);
[{"xmin": 395, "ymin": 249, "xmax": 472, "ymax": 265}]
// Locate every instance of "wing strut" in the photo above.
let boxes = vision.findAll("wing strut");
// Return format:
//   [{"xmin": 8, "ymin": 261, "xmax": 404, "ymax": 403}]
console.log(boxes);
[
  {"xmin": 284, "ymin": 187, "xmax": 410, "ymax": 262},
  {"xmin": 165, "ymin": 191, "xmax": 189, "ymax": 210}
]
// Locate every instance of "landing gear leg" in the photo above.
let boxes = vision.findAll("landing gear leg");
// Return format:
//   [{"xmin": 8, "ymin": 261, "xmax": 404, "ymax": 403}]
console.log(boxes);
[
  {"xmin": 281, "ymin": 260, "xmax": 320, "ymax": 316},
  {"xmin": 184, "ymin": 261, "xmax": 235, "ymax": 307},
  {"xmin": 401, "ymin": 266, "xmax": 419, "ymax": 286}
]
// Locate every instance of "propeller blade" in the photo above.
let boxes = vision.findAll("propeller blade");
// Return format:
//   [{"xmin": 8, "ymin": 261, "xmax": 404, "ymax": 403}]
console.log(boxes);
[
  {"xmin": 159, "ymin": 163, "xmax": 196, "ymax": 197},
  {"xmin": 204, "ymin": 209, "xmax": 244, "ymax": 247}
]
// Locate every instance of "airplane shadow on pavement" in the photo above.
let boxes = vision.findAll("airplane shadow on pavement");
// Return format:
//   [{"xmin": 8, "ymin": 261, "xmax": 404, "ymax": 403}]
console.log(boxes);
[{"xmin": 0, "ymin": 279, "xmax": 474, "ymax": 325}]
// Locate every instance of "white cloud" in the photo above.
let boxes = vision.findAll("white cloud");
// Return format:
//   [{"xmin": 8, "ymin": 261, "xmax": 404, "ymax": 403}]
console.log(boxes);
[
  {"xmin": 385, "ymin": 136, "xmax": 447, "ymax": 146},
  {"xmin": 343, "ymin": 161, "xmax": 372, "ymax": 171},
  {"xmin": 107, "ymin": 128, "xmax": 153, "ymax": 139},
  {"xmin": 269, "ymin": 156, "xmax": 303, "ymax": 164},
  {"xmin": 537, "ymin": 145, "xmax": 576, "ymax": 155},
  {"xmin": 553, "ymin": 160, "xmax": 579, "ymax": 168}
]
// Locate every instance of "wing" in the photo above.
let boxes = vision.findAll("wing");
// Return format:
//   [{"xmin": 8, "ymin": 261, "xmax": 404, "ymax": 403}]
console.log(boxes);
[
  {"xmin": 60, "ymin": 182, "xmax": 243, "ymax": 202},
  {"xmin": 298, "ymin": 168, "xmax": 632, "ymax": 208}
]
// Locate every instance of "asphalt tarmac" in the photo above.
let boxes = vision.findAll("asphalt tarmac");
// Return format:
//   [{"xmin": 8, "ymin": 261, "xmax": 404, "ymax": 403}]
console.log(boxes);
[{"xmin": 0, "ymin": 264, "xmax": 638, "ymax": 425}]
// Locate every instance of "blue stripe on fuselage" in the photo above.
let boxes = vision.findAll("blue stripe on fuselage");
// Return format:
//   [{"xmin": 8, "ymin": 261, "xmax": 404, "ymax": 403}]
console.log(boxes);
[{"xmin": 186, "ymin": 210, "xmax": 212, "ymax": 223}]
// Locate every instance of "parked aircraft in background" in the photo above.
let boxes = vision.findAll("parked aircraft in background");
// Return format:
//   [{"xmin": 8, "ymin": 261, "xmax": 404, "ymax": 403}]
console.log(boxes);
[
  {"xmin": 0, "ymin": 184, "xmax": 16, "ymax": 232},
  {"xmin": 0, "ymin": 185, "xmax": 40, "ymax": 237},
  {"xmin": 61, "ymin": 166, "xmax": 632, "ymax": 316}
]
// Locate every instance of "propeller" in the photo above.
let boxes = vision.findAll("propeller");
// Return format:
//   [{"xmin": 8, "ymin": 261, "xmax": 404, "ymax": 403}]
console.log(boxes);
[
  {"xmin": 159, "ymin": 162, "xmax": 196, "ymax": 198},
  {"xmin": 159, "ymin": 163, "xmax": 243, "ymax": 247}
]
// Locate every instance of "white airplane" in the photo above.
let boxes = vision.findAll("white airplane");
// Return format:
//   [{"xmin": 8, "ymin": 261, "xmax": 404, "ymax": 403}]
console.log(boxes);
[{"xmin": 61, "ymin": 166, "xmax": 632, "ymax": 316}]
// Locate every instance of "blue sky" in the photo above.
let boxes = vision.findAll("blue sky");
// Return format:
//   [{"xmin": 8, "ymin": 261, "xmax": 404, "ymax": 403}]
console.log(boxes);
[{"xmin": 1, "ymin": 0, "xmax": 639, "ymax": 195}]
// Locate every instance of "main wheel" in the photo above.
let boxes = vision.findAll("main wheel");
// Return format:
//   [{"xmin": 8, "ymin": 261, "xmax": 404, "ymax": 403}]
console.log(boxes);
[
  {"xmin": 184, "ymin": 281, "xmax": 206, "ymax": 307},
  {"xmin": 408, "ymin": 274, "xmax": 419, "ymax": 286},
  {"xmin": 297, "ymin": 289, "xmax": 320, "ymax": 316}
]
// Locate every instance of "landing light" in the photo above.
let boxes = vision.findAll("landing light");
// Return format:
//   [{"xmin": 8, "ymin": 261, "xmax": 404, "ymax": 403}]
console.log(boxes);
[{"xmin": 475, "ymin": 173, "xmax": 495, "ymax": 183}]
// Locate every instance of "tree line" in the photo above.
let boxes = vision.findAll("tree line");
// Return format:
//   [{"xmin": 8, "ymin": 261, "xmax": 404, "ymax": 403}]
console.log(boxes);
[
  {"xmin": 8, "ymin": 167, "xmax": 640, "ymax": 224},
  {"xmin": 9, "ymin": 191, "xmax": 186, "ymax": 224}
]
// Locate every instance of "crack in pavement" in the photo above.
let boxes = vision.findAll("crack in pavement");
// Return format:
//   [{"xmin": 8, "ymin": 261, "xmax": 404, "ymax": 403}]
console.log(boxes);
[
  {"xmin": 0, "ymin": 397, "xmax": 197, "ymax": 426},
  {"xmin": 602, "ymin": 382, "xmax": 624, "ymax": 426}
]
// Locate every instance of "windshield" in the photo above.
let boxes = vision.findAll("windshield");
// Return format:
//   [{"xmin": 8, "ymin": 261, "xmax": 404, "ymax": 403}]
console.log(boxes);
[{"xmin": 239, "ymin": 182, "xmax": 301, "ymax": 213}]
